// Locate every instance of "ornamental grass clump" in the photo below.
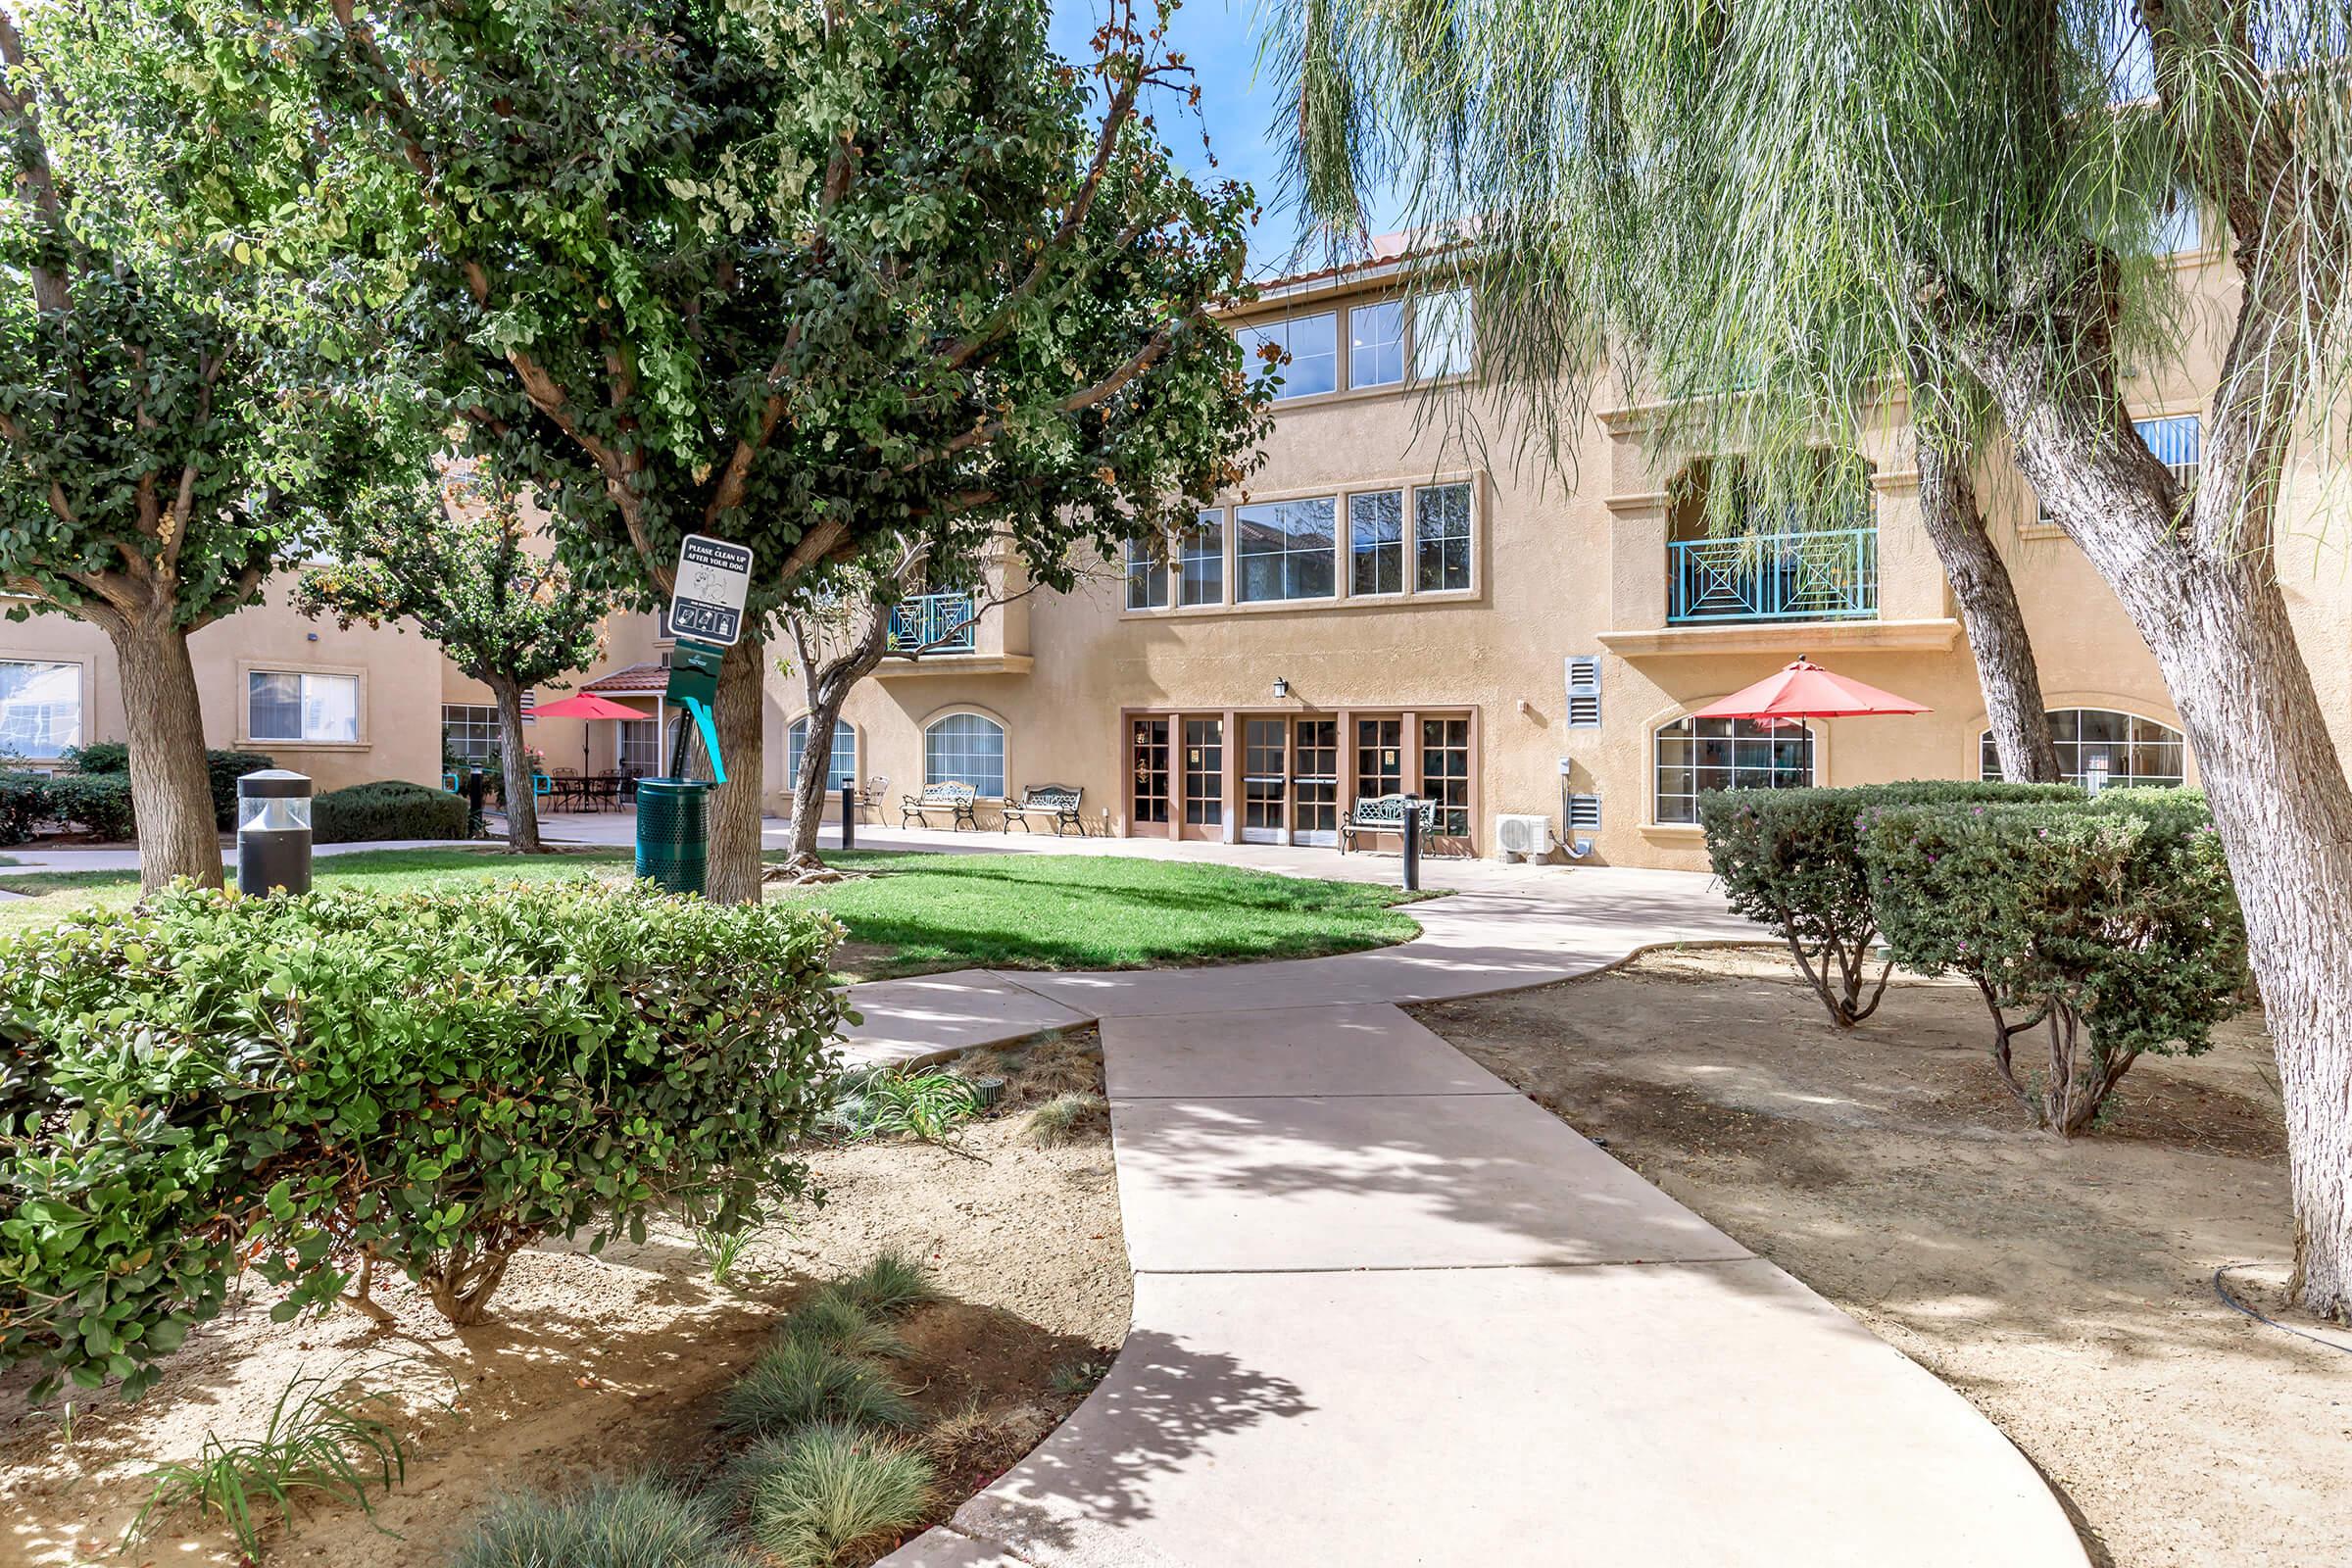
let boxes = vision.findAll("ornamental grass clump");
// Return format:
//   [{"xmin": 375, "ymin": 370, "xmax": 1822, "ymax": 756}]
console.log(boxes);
[
  {"xmin": 450, "ymin": 1474, "xmax": 758, "ymax": 1568},
  {"xmin": 721, "ymin": 1338, "xmax": 920, "ymax": 1438},
  {"xmin": 0, "ymin": 876, "xmax": 844, "ymax": 1400},
  {"xmin": 1859, "ymin": 789, "xmax": 2249, "ymax": 1135},
  {"xmin": 1700, "ymin": 780, "xmax": 2081, "ymax": 1027},
  {"xmin": 733, "ymin": 1420, "xmax": 935, "ymax": 1567}
]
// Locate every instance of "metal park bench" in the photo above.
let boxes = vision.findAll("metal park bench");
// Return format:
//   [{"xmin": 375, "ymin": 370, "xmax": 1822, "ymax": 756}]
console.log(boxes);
[
  {"xmin": 1004, "ymin": 783, "xmax": 1086, "ymax": 836},
  {"xmin": 902, "ymin": 780, "xmax": 982, "ymax": 831},
  {"xmin": 1338, "ymin": 793, "xmax": 1442, "ymax": 855}
]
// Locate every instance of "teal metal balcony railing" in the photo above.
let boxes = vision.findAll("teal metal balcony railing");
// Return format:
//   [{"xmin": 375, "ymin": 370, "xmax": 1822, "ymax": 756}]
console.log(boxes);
[
  {"xmin": 888, "ymin": 592, "xmax": 979, "ymax": 653},
  {"xmin": 1667, "ymin": 527, "xmax": 1878, "ymax": 624}
]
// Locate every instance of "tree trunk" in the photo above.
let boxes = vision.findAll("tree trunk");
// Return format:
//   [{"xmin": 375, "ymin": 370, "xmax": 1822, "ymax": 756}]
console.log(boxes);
[
  {"xmin": 109, "ymin": 616, "xmax": 223, "ymax": 893},
  {"xmin": 1912, "ymin": 430, "xmax": 2063, "ymax": 783},
  {"xmin": 783, "ymin": 612, "xmax": 893, "ymax": 872},
  {"xmin": 702, "ymin": 633, "xmax": 766, "ymax": 906},
  {"xmin": 487, "ymin": 673, "xmax": 542, "ymax": 855},
  {"xmin": 1992, "ymin": 371, "xmax": 2352, "ymax": 1319}
]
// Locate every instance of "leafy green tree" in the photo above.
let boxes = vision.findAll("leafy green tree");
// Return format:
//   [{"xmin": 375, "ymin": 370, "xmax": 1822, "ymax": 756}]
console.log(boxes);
[
  {"xmin": 0, "ymin": 1, "xmax": 418, "ymax": 890},
  {"xmin": 226, "ymin": 0, "xmax": 1269, "ymax": 902},
  {"xmin": 297, "ymin": 466, "xmax": 610, "ymax": 854},
  {"xmin": 1280, "ymin": 0, "xmax": 2352, "ymax": 1316}
]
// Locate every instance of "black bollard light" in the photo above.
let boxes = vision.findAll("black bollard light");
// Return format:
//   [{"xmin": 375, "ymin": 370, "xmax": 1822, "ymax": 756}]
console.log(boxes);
[
  {"xmin": 236, "ymin": 769, "xmax": 314, "ymax": 897},
  {"xmin": 1400, "ymin": 792, "xmax": 1422, "ymax": 893},
  {"xmin": 840, "ymin": 781, "xmax": 857, "ymax": 851},
  {"xmin": 465, "ymin": 765, "xmax": 488, "ymax": 839}
]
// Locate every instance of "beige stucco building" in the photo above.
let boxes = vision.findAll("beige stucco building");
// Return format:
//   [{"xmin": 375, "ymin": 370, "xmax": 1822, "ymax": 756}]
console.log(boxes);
[
  {"xmin": 9, "ymin": 219, "xmax": 2349, "ymax": 867},
  {"xmin": 778, "ymin": 229, "xmax": 2352, "ymax": 870}
]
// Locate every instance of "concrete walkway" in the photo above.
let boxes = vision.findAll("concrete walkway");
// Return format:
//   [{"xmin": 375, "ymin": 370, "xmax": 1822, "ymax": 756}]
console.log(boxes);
[{"xmin": 847, "ymin": 869, "xmax": 2089, "ymax": 1566}]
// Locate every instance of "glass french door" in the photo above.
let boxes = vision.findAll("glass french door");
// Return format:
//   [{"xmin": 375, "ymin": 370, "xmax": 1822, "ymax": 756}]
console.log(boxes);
[
  {"xmin": 1294, "ymin": 718, "xmax": 1340, "ymax": 846},
  {"xmin": 1242, "ymin": 718, "xmax": 1289, "ymax": 844},
  {"xmin": 1181, "ymin": 717, "xmax": 1225, "ymax": 838},
  {"xmin": 1131, "ymin": 718, "xmax": 1171, "ymax": 828}
]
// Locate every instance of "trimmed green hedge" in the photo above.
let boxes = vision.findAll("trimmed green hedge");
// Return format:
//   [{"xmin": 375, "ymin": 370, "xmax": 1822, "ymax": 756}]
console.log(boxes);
[
  {"xmin": 0, "ymin": 773, "xmax": 48, "ymax": 846},
  {"xmin": 42, "ymin": 771, "xmax": 135, "ymax": 839},
  {"xmin": 1859, "ymin": 788, "xmax": 2247, "ymax": 1134},
  {"xmin": 0, "ymin": 877, "xmax": 845, "ymax": 1400},
  {"xmin": 314, "ymin": 780, "xmax": 470, "ymax": 844},
  {"xmin": 1699, "ymin": 780, "xmax": 2081, "ymax": 1026},
  {"xmin": 59, "ymin": 743, "xmax": 276, "ymax": 828}
]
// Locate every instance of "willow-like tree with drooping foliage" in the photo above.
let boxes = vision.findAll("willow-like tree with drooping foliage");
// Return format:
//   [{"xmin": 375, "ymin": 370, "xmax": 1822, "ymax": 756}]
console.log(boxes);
[
  {"xmin": 0, "ymin": 2, "xmax": 423, "ymax": 890},
  {"xmin": 296, "ymin": 465, "xmax": 610, "ymax": 855},
  {"xmin": 1278, "ymin": 0, "xmax": 2352, "ymax": 1318},
  {"xmin": 211, "ymin": 0, "xmax": 1270, "ymax": 904}
]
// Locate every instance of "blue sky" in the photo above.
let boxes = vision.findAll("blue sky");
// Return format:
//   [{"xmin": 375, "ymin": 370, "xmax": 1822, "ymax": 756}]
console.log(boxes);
[{"xmin": 1046, "ymin": 0, "xmax": 1359, "ymax": 271}]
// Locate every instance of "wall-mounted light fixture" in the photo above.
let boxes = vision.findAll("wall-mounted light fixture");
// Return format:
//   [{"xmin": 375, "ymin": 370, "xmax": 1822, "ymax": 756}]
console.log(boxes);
[{"xmin": 1272, "ymin": 676, "xmax": 1290, "ymax": 700}]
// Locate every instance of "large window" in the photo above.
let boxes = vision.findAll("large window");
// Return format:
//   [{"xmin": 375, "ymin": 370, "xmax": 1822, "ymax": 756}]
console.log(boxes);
[
  {"xmin": 619, "ymin": 717, "xmax": 661, "ymax": 775},
  {"xmin": 1414, "ymin": 482, "xmax": 1472, "ymax": 592},
  {"xmin": 924, "ymin": 711, "xmax": 1005, "ymax": 797},
  {"xmin": 1654, "ymin": 715, "xmax": 1814, "ymax": 824},
  {"xmin": 0, "ymin": 660, "xmax": 82, "ymax": 760},
  {"xmin": 1180, "ymin": 511, "xmax": 1224, "ymax": 606},
  {"xmin": 1236, "ymin": 498, "xmax": 1337, "ymax": 603},
  {"xmin": 1982, "ymin": 708, "xmax": 2185, "ymax": 789},
  {"xmin": 1349, "ymin": 491, "xmax": 1405, "ymax": 596},
  {"xmin": 1349, "ymin": 300, "xmax": 1405, "ymax": 388},
  {"xmin": 1414, "ymin": 288, "xmax": 1474, "ymax": 379},
  {"xmin": 2138, "ymin": 415, "xmax": 2200, "ymax": 490},
  {"xmin": 1124, "ymin": 536, "xmax": 1168, "ymax": 610},
  {"xmin": 787, "ymin": 715, "xmax": 858, "ymax": 792},
  {"xmin": 442, "ymin": 704, "xmax": 500, "ymax": 764},
  {"xmin": 248, "ymin": 670, "xmax": 359, "ymax": 744},
  {"xmin": 1237, "ymin": 312, "xmax": 1339, "ymax": 399}
]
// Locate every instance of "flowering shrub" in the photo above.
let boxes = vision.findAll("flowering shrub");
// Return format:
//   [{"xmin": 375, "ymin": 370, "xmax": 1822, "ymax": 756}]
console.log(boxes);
[
  {"xmin": 0, "ymin": 877, "xmax": 844, "ymax": 1399},
  {"xmin": 1859, "ymin": 789, "xmax": 2247, "ymax": 1134},
  {"xmin": 1699, "ymin": 780, "xmax": 2078, "ymax": 1026}
]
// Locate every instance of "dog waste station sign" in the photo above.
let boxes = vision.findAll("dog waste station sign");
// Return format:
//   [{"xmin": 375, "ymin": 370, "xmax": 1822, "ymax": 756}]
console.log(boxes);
[{"xmin": 637, "ymin": 534, "xmax": 754, "ymax": 895}]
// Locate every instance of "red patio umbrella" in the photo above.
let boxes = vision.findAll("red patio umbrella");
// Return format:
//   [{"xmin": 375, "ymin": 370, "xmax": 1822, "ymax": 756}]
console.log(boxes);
[
  {"xmin": 1691, "ymin": 656, "xmax": 1931, "ymax": 722},
  {"xmin": 531, "ymin": 692, "xmax": 653, "ymax": 776}
]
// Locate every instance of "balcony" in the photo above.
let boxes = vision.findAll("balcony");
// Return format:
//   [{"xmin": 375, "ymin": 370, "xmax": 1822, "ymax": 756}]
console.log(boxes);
[
  {"xmin": 875, "ymin": 588, "xmax": 1035, "ymax": 676},
  {"xmin": 888, "ymin": 592, "xmax": 979, "ymax": 654},
  {"xmin": 1667, "ymin": 527, "xmax": 1878, "ymax": 625}
]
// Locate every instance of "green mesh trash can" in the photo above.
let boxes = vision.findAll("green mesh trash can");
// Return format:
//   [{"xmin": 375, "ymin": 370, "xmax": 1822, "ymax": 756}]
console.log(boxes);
[{"xmin": 635, "ymin": 777, "xmax": 713, "ymax": 896}]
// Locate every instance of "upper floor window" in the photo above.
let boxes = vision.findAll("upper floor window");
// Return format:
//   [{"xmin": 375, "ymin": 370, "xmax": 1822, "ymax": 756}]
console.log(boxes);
[
  {"xmin": 1124, "ymin": 536, "xmax": 1169, "ymax": 610},
  {"xmin": 1982, "ymin": 708, "xmax": 2185, "ymax": 790},
  {"xmin": 1238, "ymin": 311, "xmax": 1339, "ymax": 399},
  {"xmin": 787, "ymin": 714, "xmax": 858, "ymax": 792},
  {"xmin": 1414, "ymin": 482, "xmax": 1473, "ymax": 592},
  {"xmin": 2152, "ymin": 188, "xmax": 2200, "ymax": 255},
  {"xmin": 2137, "ymin": 415, "xmax": 2200, "ymax": 490},
  {"xmin": 1349, "ymin": 490, "xmax": 1405, "ymax": 596},
  {"xmin": 1236, "ymin": 498, "xmax": 1338, "ymax": 603},
  {"xmin": 1654, "ymin": 715, "xmax": 1813, "ymax": 824},
  {"xmin": 248, "ymin": 669, "xmax": 359, "ymax": 744},
  {"xmin": 1414, "ymin": 287, "xmax": 1474, "ymax": 379},
  {"xmin": 924, "ymin": 711, "xmax": 1005, "ymax": 798},
  {"xmin": 1350, "ymin": 300, "xmax": 1405, "ymax": 388},
  {"xmin": 1180, "ymin": 512, "xmax": 1224, "ymax": 606},
  {"xmin": 0, "ymin": 659, "xmax": 81, "ymax": 760}
]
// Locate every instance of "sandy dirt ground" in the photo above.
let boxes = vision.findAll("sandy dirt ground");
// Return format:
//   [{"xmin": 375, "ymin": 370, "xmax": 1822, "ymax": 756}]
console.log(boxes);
[
  {"xmin": 0, "ymin": 1033, "xmax": 1126, "ymax": 1568},
  {"xmin": 1415, "ymin": 946, "xmax": 2352, "ymax": 1568}
]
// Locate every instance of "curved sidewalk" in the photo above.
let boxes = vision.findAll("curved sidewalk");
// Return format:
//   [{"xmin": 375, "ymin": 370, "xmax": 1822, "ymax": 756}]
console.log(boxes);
[{"xmin": 848, "ymin": 864, "xmax": 2088, "ymax": 1567}]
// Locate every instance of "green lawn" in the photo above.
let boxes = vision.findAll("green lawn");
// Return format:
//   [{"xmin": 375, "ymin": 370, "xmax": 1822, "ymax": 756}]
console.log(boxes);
[{"xmin": 0, "ymin": 847, "xmax": 1427, "ymax": 977}]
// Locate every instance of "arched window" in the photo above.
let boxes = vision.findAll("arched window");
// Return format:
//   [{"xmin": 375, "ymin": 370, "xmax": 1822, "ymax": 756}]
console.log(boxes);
[
  {"xmin": 1981, "ymin": 709, "xmax": 2185, "ymax": 789},
  {"xmin": 786, "ymin": 715, "xmax": 857, "ymax": 793},
  {"xmin": 924, "ymin": 712, "xmax": 1005, "ymax": 797},
  {"xmin": 1654, "ymin": 715, "xmax": 1814, "ymax": 824}
]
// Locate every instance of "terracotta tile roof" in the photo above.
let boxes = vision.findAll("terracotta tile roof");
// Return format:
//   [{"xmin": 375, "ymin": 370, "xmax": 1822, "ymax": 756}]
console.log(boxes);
[{"xmin": 579, "ymin": 661, "xmax": 669, "ymax": 695}]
